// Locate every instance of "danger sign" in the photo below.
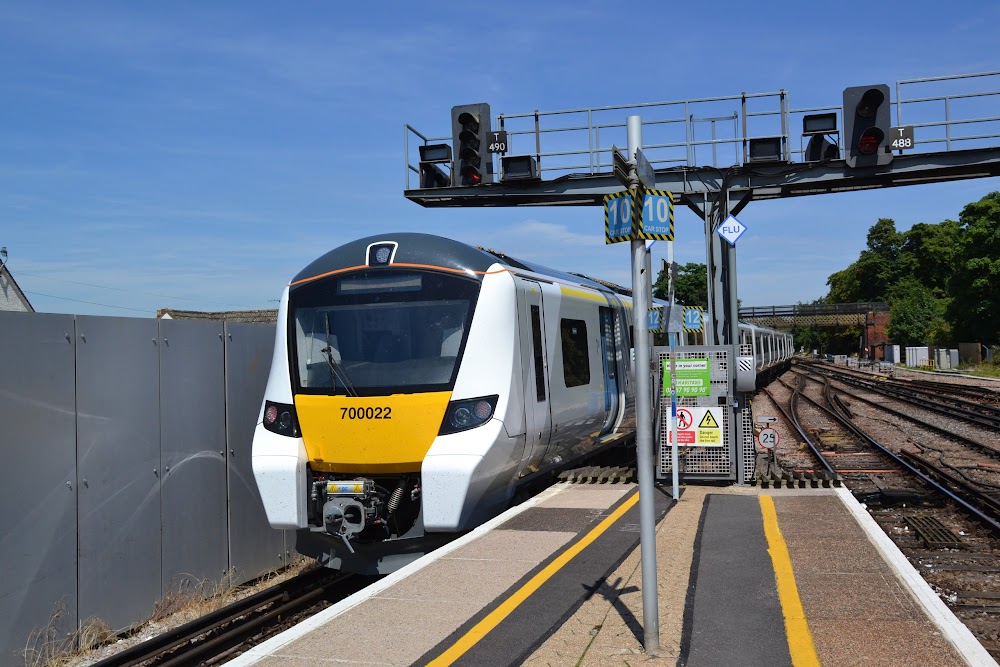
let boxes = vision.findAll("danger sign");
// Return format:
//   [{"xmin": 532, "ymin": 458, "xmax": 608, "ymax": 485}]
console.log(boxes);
[{"xmin": 668, "ymin": 406, "xmax": 724, "ymax": 447}]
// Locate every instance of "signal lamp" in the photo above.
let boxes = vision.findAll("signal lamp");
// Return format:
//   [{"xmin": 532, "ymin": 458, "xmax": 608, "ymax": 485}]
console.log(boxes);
[
  {"xmin": 451, "ymin": 103, "xmax": 493, "ymax": 186},
  {"xmin": 858, "ymin": 128, "xmax": 884, "ymax": 155},
  {"xmin": 418, "ymin": 143, "xmax": 452, "ymax": 189},
  {"xmin": 804, "ymin": 134, "xmax": 839, "ymax": 161},
  {"xmin": 460, "ymin": 164, "xmax": 482, "ymax": 185},
  {"xmin": 843, "ymin": 85, "xmax": 893, "ymax": 168}
]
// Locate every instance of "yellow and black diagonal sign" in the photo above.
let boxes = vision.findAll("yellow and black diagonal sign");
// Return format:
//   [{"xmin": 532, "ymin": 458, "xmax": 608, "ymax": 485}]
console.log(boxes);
[
  {"xmin": 683, "ymin": 306, "xmax": 704, "ymax": 333},
  {"xmin": 636, "ymin": 187, "xmax": 674, "ymax": 241},
  {"xmin": 603, "ymin": 190, "xmax": 637, "ymax": 244}
]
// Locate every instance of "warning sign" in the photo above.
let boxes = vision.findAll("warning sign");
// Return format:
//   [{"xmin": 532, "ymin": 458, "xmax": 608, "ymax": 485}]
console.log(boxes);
[
  {"xmin": 668, "ymin": 406, "xmax": 724, "ymax": 447},
  {"xmin": 698, "ymin": 411, "xmax": 719, "ymax": 429}
]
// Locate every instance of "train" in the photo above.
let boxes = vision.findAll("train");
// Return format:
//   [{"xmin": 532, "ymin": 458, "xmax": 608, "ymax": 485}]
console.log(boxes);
[{"xmin": 251, "ymin": 232, "xmax": 792, "ymax": 574}]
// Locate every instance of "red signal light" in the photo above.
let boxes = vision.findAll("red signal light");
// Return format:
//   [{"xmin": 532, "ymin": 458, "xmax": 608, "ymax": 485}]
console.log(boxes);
[
  {"xmin": 461, "ymin": 165, "xmax": 482, "ymax": 184},
  {"xmin": 858, "ymin": 128, "xmax": 884, "ymax": 155}
]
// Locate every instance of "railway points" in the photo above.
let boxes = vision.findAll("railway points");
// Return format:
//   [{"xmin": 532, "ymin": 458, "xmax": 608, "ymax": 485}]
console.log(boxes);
[{"xmin": 224, "ymin": 480, "xmax": 993, "ymax": 667}]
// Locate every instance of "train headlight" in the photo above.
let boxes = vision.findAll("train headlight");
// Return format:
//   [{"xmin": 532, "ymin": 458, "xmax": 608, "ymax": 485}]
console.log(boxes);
[
  {"xmin": 263, "ymin": 400, "xmax": 300, "ymax": 437},
  {"xmin": 439, "ymin": 395, "xmax": 498, "ymax": 435}
]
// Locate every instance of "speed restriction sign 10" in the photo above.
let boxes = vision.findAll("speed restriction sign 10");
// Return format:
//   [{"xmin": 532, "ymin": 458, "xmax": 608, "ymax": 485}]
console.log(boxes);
[{"xmin": 757, "ymin": 427, "xmax": 779, "ymax": 450}]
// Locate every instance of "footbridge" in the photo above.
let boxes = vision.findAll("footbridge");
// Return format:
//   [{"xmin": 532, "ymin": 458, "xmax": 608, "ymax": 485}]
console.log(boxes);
[{"xmin": 738, "ymin": 302, "xmax": 889, "ymax": 329}]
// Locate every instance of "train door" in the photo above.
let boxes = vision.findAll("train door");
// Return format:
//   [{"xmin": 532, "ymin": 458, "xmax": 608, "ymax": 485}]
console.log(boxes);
[
  {"xmin": 516, "ymin": 280, "xmax": 551, "ymax": 476},
  {"xmin": 599, "ymin": 306, "xmax": 619, "ymax": 434}
]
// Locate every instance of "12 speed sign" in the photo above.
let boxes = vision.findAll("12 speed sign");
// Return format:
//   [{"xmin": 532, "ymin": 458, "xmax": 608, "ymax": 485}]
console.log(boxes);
[{"xmin": 757, "ymin": 427, "xmax": 779, "ymax": 450}]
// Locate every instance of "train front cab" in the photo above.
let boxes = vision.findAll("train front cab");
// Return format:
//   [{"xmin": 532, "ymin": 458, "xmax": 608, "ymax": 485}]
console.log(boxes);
[{"xmin": 252, "ymin": 257, "xmax": 634, "ymax": 574}]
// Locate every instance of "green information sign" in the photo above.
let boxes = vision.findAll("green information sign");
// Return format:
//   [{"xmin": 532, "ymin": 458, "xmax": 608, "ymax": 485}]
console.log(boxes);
[{"xmin": 663, "ymin": 358, "xmax": 710, "ymax": 397}]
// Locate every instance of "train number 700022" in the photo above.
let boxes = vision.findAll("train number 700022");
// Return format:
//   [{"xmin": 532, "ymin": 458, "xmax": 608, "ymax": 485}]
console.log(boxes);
[{"xmin": 341, "ymin": 407, "xmax": 392, "ymax": 420}]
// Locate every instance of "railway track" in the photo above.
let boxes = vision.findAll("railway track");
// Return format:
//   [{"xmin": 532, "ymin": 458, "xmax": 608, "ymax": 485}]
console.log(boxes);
[
  {"xmin": 82, "ymin": 449, "xmax": 639, "ymax": 667},
  {"xmin": 89, "ymin": 568, "xmax": 372, "ymax": 667},
  {"xmin": 759, "ymin": 360, "xmax": 1000, "ymax": 658}
]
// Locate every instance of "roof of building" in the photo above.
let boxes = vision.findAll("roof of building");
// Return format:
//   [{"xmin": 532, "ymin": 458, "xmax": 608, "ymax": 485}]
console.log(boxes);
[
  {"xmin": 156, "ymin": 308, "xmax": 278, "ymax": 323},
  {"xmin": 0, "ymin": 262, "xmax": 34, "ymax": 312}
]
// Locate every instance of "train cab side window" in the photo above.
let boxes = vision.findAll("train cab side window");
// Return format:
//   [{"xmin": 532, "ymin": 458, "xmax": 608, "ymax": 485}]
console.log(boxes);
[
  {"xmin": 560, "ymin": 318, "xmax": 590, "ymax": 388},
  {"xmin": 531, "ymin": 306, "xmax": 546, "ymax": 401}
]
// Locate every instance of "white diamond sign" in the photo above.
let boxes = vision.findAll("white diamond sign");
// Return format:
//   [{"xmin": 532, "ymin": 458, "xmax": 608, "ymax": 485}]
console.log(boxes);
[{"xmin": 717, "ymin": 215, "xmax": 746, "ymax": 246}]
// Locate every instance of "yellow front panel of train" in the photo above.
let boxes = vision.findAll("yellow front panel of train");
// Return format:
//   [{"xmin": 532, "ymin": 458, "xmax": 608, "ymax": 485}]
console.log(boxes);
[{"xmin": 294, "ymin": 392, "xmax": 452, "ymax": 473}]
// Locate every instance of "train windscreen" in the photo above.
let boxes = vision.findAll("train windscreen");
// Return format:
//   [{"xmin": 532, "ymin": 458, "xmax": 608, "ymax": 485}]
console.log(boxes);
[{"xmin": 289, "ymin": 270, "xmax": 480, "ymax": 395}]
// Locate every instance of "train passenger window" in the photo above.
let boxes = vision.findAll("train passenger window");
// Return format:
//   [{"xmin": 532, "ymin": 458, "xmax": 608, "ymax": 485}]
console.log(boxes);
[
  {"xmin": 531, "ymin": 306, "xmax": 545, "ymax": 401},
  {"xmin": 560, "ymin": 318, "xmax": 590, "ymax": 388}
]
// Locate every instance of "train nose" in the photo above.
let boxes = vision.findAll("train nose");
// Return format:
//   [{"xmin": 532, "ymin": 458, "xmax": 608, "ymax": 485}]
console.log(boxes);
[{"xmin": 294, "ymin": 392, "xmax": 453, "ymax": 473}]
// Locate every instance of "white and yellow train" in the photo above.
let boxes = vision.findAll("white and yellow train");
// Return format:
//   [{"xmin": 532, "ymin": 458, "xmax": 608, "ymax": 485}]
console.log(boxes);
[
  {"xmin": 251, "ymin": 232, "xmax": 793, "ymax": 574},
  {"xmin": 252, "ymin": 233, "xmax": 639, "ymax": 573}
]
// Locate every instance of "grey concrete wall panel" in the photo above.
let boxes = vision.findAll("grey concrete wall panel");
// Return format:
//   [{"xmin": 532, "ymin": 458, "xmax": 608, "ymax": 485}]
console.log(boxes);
[
  {"xmin": 76, "ymin": 316, "xmax": 162, "ymax": 631},
  {"xmin": 158, "ymin": 319, "xmax": 229, "ymax": 593},
  {"xmin": 0, "ymin": 312, "xmax": 78, "ymax": 667},
  {"xmin": 224, "ymin": 322, "xmax": 285, "ymax": 580}
]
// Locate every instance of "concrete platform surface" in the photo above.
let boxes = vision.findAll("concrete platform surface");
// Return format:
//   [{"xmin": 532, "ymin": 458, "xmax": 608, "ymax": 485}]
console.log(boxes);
[{"xmin": 224, "ymin": 484, "xmax": 997, "ymax": 667}]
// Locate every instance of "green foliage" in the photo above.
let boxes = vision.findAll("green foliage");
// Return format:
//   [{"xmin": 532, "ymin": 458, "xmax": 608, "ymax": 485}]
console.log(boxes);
[
  {"xmin": 653, "ymin": 262, "xmax": 707, "ymax": 307},
  {"xmin": 885, "ymin": 278, "xmax": 945, "ymax": 346},
  {"xmin": 902, "ymin": 219, "xmax": 961, "ymax": 297},
  {"xmin": 824, "ymin": 192, "xmax": 1000, "ymax": 346},
  {"xmin": 947, "ymin": 192, "xmax": 1000, "ymax": 343},
  {"xmin": 825, "ymin": 218, "xmax": 906, "ymax": 302},
  {"xmin": 826, "ymin": 265, "xmax": 861, "ymax": 303}
]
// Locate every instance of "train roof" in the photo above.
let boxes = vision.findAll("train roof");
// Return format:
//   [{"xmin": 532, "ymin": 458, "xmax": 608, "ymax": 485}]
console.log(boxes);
[{"xmin": 290, "ymin": 232, "xmax": 629, "ymax": 296}]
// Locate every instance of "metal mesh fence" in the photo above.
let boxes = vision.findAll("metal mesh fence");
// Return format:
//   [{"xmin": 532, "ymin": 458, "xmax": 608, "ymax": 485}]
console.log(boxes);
[{"xmin": 655, "ymin": 346, "xmax": 734, "ymax": 480}]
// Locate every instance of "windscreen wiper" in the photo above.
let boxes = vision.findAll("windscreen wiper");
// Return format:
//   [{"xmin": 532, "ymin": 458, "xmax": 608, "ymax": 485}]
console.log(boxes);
[{"xmin": 322, "ymin": 315, "xmax": 358, "ymax": 397}]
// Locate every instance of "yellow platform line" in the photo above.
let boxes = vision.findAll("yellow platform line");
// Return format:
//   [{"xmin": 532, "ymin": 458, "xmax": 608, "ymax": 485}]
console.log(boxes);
[
  {"xmin": 427, "ymin": 490, "xmax": 641, "ymax": 666},
  {"xmin": 760, "ymin": 495, "xmax": 821, "ymax": 667}
]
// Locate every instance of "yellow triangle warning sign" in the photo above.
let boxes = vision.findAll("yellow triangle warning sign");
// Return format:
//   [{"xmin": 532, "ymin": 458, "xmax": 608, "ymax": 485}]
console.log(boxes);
[{"xmin": 698, "ymin": 411, "xmax": 719, "ymax": 429}]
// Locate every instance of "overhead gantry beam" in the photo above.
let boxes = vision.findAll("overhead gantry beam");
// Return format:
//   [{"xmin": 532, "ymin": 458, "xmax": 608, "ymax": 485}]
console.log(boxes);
[{"xmin": 404, "ymin": 146, "xmax": 1000, "ymax": 209}]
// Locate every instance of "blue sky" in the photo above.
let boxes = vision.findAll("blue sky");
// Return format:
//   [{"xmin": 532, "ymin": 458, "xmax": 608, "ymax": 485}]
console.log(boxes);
[{"xmin": 2, "ymin": 1, "xmax": 999, "ymax": 316}]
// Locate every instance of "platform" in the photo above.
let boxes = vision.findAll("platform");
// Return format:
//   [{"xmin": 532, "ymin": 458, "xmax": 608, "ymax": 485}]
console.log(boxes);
[{"xmin": 226, "ymin": 484, "xmax": 996, "ymax": 667}]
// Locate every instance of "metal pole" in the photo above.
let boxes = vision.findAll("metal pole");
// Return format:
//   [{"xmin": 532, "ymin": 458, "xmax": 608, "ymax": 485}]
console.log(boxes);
[
  {"xmin": 702, "ymin": 195, "xmax": 716, "ymax": 345},
  {"xmin": 668, "ymin": 240, "xmax": 679, "ymax": 500},
  {"xmin": 725, "ymin": 190, "xmax": 739, "ymax": 348},
  {"xmin": 628, "ymin": 115, "xmax": 660, "ymax": 655}
]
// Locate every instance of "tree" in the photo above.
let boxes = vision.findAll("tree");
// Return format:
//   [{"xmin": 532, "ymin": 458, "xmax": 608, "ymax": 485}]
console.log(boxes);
[
  {"xmin": 825, "ymin": 218, "xmax": 908, "ymax": 303},
  {"xmin": 852, "ymin": 218, "xmax": 906, "ymax": 301},
  {"xmin": 901, "ymin": 220, "xmax": 962, "ymax": 297},
  {"xmin": 826, "ymin": 265, "xmax": 862, "ymax": 303},
  {"xmin": 886, "ymin": 278, "xmax": 946, "ymax": 346},
  {"xmin": 948, "ymin": 192, "xmax": 1000, "ymax": 344},
  {"xmin": 653, "ymin": 262, "xmax": 707, "ymax": 307}
]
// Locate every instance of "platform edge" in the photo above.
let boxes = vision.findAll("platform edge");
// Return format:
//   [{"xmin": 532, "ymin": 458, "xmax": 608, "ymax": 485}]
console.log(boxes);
[{"xmin": 835, "ymin": 486, "xmax": 998, "ymax": 667}]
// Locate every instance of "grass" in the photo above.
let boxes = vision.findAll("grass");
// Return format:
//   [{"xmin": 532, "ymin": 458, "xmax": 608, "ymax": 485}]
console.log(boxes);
[
  {"xmin": 968, "ymin": 363, "xmax": 1000, "ymax": 378},
  {"xmin": 24, "ymin": 557, "xmax": 316, "ymax": 667}
]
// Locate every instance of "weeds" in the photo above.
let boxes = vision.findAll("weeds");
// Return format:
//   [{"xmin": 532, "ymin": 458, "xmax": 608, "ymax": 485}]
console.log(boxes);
[{"xmin": 24, "ymin": 557, "xmax": 314, "ymax": 667}]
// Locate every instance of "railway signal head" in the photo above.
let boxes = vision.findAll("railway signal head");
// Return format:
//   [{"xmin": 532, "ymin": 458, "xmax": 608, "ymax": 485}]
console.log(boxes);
[
  {"xmin": 843, "ymin": 85, "xmax": 893, "ymax": 168},
  {"xmin": 418, "ymin": 143, "xmax": 452, "ymax": 189},
  {"xmin": 451, "ymin": 103, "xmax": 493, "ymax": 186}
]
